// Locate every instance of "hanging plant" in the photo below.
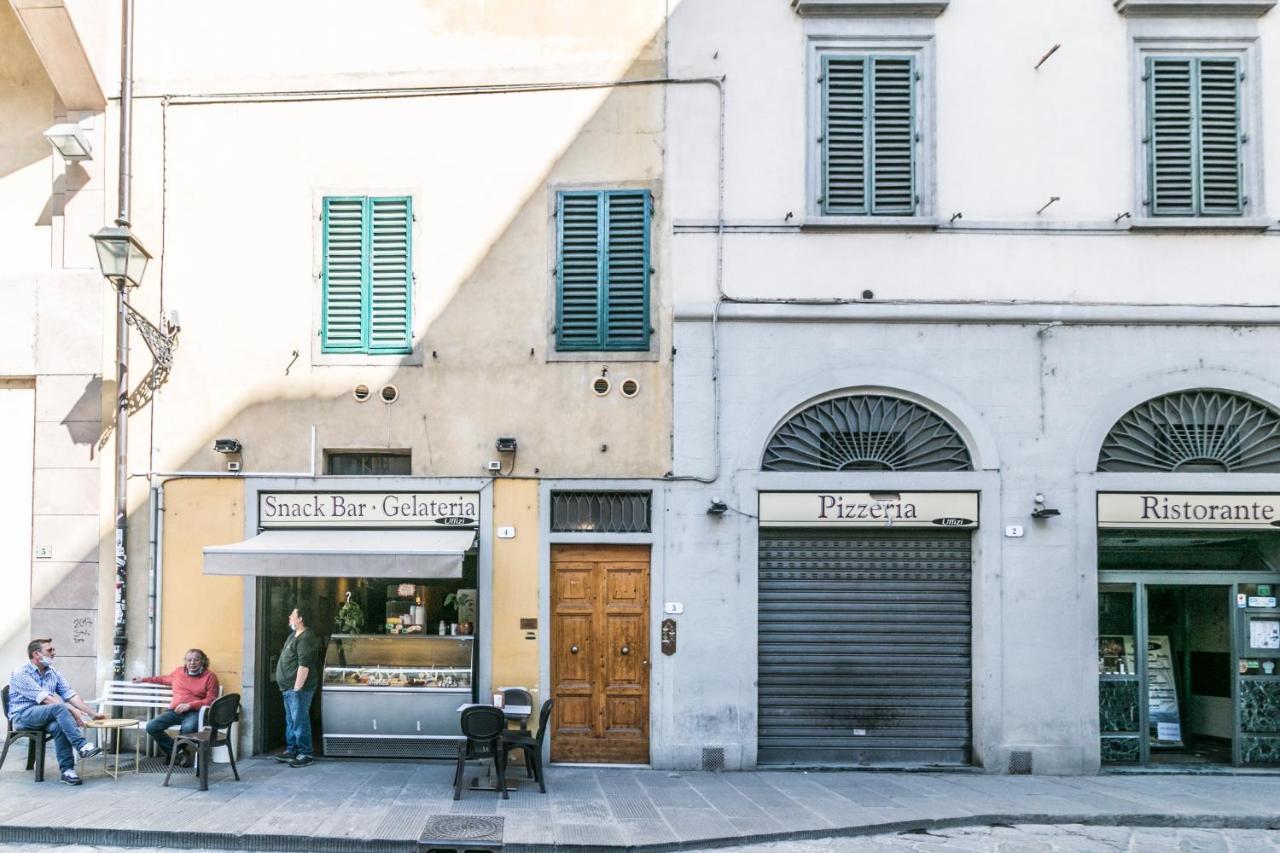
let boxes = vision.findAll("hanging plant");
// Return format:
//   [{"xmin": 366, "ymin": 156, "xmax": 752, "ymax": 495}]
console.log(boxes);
[{"xmin": 335, "ymin": 591, "xmax": 364, "ymax": 635}]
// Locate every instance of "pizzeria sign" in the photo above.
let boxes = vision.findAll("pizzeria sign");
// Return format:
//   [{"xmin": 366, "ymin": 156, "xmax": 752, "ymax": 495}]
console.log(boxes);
[
  {"xmin": 759, "ymin": 492, "xmax": 979, "ymax": 529},
  {"xmin": 259, "ymin": 492, "xmax": 480, "ymax": 528}
]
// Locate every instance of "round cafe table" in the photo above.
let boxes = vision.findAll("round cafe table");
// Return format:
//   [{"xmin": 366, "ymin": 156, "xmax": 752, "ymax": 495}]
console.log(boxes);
[{"xmin": 83, "ymin": 718, "xmax": 141, "ymax": 781}]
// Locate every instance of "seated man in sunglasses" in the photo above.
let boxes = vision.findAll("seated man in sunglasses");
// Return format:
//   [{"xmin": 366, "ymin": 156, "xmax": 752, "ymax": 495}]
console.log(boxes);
[{"xmin": 8, "ymin": 638, "xmax": 104, "ymax": 785}]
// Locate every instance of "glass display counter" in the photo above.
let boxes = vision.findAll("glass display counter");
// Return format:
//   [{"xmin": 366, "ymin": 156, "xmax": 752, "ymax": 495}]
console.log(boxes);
[{"xmin": 321, "ymin": 634, "xmax": 475, "ymax": 758}]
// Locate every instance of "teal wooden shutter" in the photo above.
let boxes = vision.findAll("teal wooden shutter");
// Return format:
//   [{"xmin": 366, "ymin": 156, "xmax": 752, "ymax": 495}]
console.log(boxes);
[
  {"xmin": 821, "ymin": 55, "xmax": 916, "ymax": 216},
  {"xmin": 1147, "ymin": 56, "xmax": 1243, "ymax": 217},
  {"xmin": 368, "ymin": 196, "xmax": 413, "ymax": 354},
  {"xmin": 322, "ymin": 196, "xmax": 413, "ymax": 354},
  {"xmin": 556, "ymin": 189, "xmax": 651, "ymax": 352},
  {"xmin": 322, "ymin": 197, "xmax": 367, "ymax": 352},
  {"xmin": 603, "ymin": 191, "xmax": 650, "ymax": 349},
  {"xmin": 557, "ymin": 192, "xmax": 603, "ymax": 349}
]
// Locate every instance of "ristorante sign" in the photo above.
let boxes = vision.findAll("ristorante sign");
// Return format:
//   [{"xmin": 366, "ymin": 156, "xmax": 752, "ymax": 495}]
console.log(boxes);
[
  {"xmin": 259, "ymin": 492, "xmax": 480, "ymax": 528},
  {"xmin": 1098, "ymin": 493, "xmax": 1280, "ymax": 530},
  {"xmin": 759, "ymin": 492, "xmax": 979, "ymax": 529}
]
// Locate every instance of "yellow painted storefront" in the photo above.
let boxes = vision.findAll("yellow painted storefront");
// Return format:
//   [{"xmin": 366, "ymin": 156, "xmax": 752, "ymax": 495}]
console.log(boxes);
[{"xmin": 160, "ymin": 477, "xmax": 542, "ymax": 739}]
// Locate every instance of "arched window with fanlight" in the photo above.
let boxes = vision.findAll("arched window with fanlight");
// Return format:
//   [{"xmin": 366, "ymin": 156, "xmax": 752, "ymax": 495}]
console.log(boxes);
[
  {"xmin": 762, "ymin": 394, "xmax": 973, "ymax": 472},
  {"xmin": 1098, "ymin": 390, "xmax": 1280, "ymax": 473}
]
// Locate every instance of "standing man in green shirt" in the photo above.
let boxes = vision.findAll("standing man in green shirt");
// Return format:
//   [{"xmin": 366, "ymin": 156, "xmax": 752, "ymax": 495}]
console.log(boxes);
[{"xmin": 275, "ymin": 605, "xmax": 324, "ymax": 767}]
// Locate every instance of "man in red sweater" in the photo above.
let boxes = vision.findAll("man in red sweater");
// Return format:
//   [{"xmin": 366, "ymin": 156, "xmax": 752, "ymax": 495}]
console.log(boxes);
[{"xmin": 134, "ymin": 649, "xmax": 220, "ymax": 765}]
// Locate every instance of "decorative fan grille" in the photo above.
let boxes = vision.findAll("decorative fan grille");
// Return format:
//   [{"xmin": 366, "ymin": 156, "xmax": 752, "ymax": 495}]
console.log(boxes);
[
  {"xmin": 1098, "ymin": 391, "xmax": 1280, "ymax": 473},
  {"xmin": 762, "ymin": 395, "xmax": 972, "ymax": 472}
]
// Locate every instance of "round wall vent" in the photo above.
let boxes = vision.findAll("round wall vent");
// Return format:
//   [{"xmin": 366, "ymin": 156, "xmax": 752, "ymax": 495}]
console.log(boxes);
[
  {"xmin": 592, "ymin": 377, "xmax": 611, "ymax": 396},
  {"xmin": 380, "ymin": 384, "xmax": 400, "ymax": 404},
  {"xmin": 352, "ymin": 384, "xmax": 371, "ymax": 402},
  {"xmin": 620, "ymin": 378, "xmax": 640, "ymax": 398}
]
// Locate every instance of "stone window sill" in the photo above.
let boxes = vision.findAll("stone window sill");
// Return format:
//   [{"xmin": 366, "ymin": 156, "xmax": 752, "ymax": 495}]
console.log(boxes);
[
  {"xmin": 801, "ymin": 215, "xmax": 941, "ymax": 232},
  {"xmin": 1128, "ymin": 216, "xmax": 1273, "ymax": 232},
  {"xmin": 1114, "ymin": 0, "xmax": 1275, "ymax": 17},
  {"xmin": 792, "ymin": 0, "xmax": 949, "ymax": 16}
]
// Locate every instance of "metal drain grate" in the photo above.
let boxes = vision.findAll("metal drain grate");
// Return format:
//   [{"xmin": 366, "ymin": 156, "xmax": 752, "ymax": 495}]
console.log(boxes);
[
  {"xmin": 1008, "ymin": 750, "xmax": 1033, "ymax": 775},
  {"xmin": 420, "ymin": 815, "xmax": 503, "ymax": 853},
  {"xmin": 701, "ymin": 746, "xmax": 725, "ymax": 771}
]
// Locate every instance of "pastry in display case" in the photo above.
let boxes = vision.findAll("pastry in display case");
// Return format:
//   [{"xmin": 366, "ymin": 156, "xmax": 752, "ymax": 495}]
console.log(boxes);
[{"xmin": 321, "ymin": 634, "xmax": 476, "ymax": 758}]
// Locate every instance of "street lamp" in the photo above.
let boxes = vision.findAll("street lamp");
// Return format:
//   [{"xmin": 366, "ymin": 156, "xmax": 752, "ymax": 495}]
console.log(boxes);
[{"xmin": 91, "ymin": 225, "xmax": 150, "ymax": 288}]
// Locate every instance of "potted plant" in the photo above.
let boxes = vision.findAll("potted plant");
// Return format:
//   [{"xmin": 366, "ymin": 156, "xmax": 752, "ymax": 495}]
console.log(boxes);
[{"xmin": 444, "ymin": 590, "xmax": 475, "ymax": 635}]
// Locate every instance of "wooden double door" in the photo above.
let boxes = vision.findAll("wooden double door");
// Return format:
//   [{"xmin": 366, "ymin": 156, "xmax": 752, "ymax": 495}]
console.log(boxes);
[{"xmin": 550, "ymin": 544, "xmax": 650, "ymax": 764}]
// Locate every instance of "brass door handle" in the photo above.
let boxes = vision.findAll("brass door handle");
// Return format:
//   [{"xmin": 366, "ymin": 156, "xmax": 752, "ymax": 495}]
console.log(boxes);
[{"xmin": 570, "ymin": 645, "xmax": 579, "ymax": 654}]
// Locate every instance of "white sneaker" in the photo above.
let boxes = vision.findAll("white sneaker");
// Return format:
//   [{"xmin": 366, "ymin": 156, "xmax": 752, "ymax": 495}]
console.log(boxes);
[
  {"xmin": 61, "ymin": 769, "xmax": 82, "ymax": 785},
  {"xmin": 78, "ymin": 744, "xmax": 101, "ymax": 760}
]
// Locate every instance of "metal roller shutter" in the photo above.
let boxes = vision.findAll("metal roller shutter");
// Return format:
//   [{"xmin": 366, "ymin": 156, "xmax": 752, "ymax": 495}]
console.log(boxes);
[{"xmin": 758, "ymin": 529, "xmax": 972, "ymax": 766}]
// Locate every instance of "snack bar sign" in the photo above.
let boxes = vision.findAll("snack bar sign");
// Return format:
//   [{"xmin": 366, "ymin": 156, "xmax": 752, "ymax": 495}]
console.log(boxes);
[
  {"xmin": 759, "ymin": 492, "xmax": 979, "ymax": 529},
  {"xmin": 1098, "ymin": 493, "xmax": 1280, "ymax": 530},
  {"xmin": 259, "ymin": 492, "xmax": 480, "ymax": 528}
]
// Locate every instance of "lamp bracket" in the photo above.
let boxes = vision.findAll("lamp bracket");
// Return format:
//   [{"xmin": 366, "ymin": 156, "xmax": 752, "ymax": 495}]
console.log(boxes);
[{"xmin": 123, "ymin": 300, "xmax": 179, "ymax": 370}]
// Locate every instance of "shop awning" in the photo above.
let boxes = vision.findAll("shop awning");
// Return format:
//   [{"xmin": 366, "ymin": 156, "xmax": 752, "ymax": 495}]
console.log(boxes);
[{"xmin": 202, "ymin": 529, "xmax": 476, "ymax": 578}]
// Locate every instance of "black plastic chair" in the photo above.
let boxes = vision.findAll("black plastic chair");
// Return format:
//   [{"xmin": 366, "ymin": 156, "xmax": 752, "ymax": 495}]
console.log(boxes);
[
  {"xmin": 502, "ymin": 687, "xmax": 534, "ymax": 732},
  {"xmin": 453, "ymin": 705, "xmax": 508, "ymax": 800},
  {"xmin": 0, "ymin": 685, "xmax": 55, "ymax": 782},
  {"xmin": 163, "ymin": 693, "xmax": 240, "ymax": 791},
  {"xmin": 503, "ymin": 698, "xmax": 553, "ymax": 794}
]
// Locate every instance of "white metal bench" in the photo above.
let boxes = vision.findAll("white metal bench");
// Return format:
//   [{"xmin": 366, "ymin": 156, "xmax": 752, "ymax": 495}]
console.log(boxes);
[{"xmin": 90, "ymin": 680, "xmax": 222, "ymax": 761}]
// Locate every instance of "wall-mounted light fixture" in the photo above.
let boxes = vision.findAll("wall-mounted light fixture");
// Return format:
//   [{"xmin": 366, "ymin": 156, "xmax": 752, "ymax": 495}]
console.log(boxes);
[
  {"xmin": 213, "ymin": 438, "xmax": 242, "ymax": 454},
  {"xmin": 44, "ymin": 122, "xmax": 92, "ymax": 161},
  {"xmin": 495, "ymin": 436, "xmax": 518, "ymax": 453},
  {"xmin": 1031, "ymin": 492, "xmax": 1061, "ymax": 519},
  {"xmin": 707, "ymin": 498, "xmax": 728, "ymax": 516}
]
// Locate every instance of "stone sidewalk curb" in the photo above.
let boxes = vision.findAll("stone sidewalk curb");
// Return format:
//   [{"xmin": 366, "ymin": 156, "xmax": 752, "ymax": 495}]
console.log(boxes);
[{"xmin": 2, "ymin": 810, "xmax": 1279, "ymax": 852}]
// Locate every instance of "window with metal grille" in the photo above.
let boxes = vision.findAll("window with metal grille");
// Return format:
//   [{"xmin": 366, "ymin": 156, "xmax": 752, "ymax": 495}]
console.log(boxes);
[
  {"xmin": 555, "ymin": 189, "xmax": 651, "ymax": 352},
  {"xmin": 764, "ymin": 395, "xmax": 972, "ymax": 472},
  {"xmin": 1099, "ymin": 390, "xmax": 1280, "ymax": 472},
  {"xmin": 1145, "ymin": 55, "xmax": 1245, "ymax": 217},
  {"xmin": 819, "ymin": 53, "xmax": 918, "ymax": 216},
  {"xmin": 550, "ymin": 491, "xmax": 651, "ymax": 533},
  {"xmin": 326, "ymin": 451, "xmax": 411, "ymax": 476},
  {"xmin": 321, "ymin": 196, "xmax": 413, "ymax": 354}
]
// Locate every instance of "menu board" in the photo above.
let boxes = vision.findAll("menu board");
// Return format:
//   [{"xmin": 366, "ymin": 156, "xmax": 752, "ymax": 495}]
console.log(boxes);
[{"xmin": 1144, "ymin": 635, "xmax": 1183, "ymax": 747}]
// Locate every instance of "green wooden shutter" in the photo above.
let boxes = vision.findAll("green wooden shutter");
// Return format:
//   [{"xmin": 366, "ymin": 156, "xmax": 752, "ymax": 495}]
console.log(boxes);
[
  {"xmin": 322, "ymin": 197, "xmax": 367, "ymax": 352},
  {"xmin": 821, "ymin": 55, "xmax": 916, "ymax": 216},
  {"xmin": 822, "ymin": 56, "xmax": 868, "ymax": 215},
  {"xmin": 1198, "ymin": 58, "xmax": 1244, "ymax": 216},
  {"xmin": 870, "ymin": 57, "xmax": 916, "ymax": 216},
  {"xmin": 368, "ymin": 196, "xmax": 413, "ymax": 354},
  {"xmin": 603, "ymin": 190, "xmax": 650, "ymax": 350},
  {"xmin": 557, "ymin": 192, "xmax": 603, "ymax": 349},
  {"xmin": 1148, "ymin": 56, "xmax": 1243, "ymax": 217},
  {"xmin": 556, "ymin": 190, "xmax": 651, "ymax": 352}
]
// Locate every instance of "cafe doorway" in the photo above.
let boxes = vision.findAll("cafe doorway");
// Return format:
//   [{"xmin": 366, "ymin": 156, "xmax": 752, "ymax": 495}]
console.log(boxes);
[{"xmin": 254, "ymin": 565, "xmax": 477, "ymax": 756}]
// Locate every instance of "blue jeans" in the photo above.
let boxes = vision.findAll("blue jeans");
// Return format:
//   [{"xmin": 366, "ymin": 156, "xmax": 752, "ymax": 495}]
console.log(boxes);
[
  {"xmin": 145, "ymin": 709, "xmax": 200, "ymax": 759},
  {"xmin": 12, "ymin": 703, "xmax": 88, "ymax": 773},
  {"xmin": 282, "ymin": 687, "xmax": 315, "ymax": 757}
]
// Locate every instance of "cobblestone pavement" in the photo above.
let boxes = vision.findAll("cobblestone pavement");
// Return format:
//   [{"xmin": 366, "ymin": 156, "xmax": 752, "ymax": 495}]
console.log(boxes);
[{"xmin": 721, "ymin": 825, "xmax": 1280, "ymax": 852}]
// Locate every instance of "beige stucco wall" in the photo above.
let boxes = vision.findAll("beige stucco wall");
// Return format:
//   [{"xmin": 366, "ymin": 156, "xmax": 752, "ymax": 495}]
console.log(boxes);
[
  {"xmin": 158, "ymin": 478, "xmax": 245, "ymax": 695},
  {"xmin": 490, "ymin": 478, "xmax": 540, "ymax": 704},
  {"xmin": 97, "ymin": 0, "xmax": 671, "ymax": 490}
]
